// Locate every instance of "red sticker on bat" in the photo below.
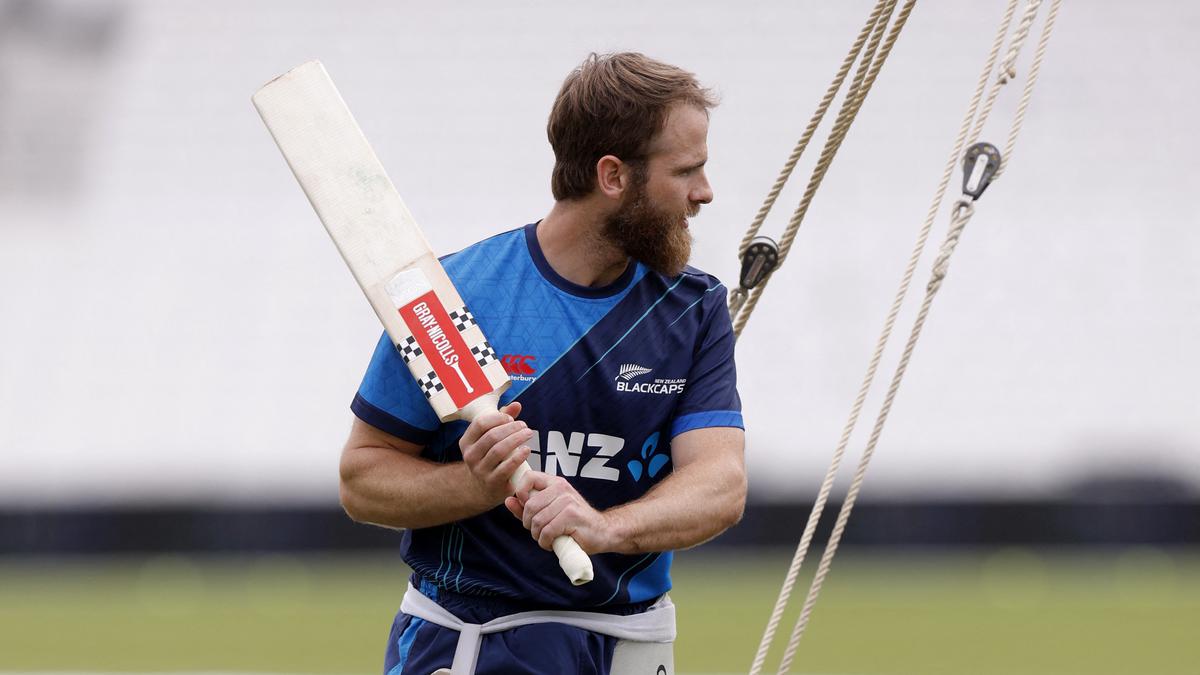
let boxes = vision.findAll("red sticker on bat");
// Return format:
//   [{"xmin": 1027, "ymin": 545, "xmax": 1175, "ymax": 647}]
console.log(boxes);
[{"xmin": 397, "ymin": 291, "xmax": 491, "ymax": 409}]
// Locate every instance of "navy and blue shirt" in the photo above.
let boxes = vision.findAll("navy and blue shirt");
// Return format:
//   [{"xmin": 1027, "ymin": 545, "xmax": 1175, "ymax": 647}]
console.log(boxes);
[{"xmin": 352, "ymin": 223, "xmax": 742, "ymax": 609}]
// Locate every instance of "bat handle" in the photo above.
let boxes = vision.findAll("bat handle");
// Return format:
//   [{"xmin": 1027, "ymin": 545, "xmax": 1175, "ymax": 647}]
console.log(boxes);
[
  {"xmin": 457, "ymin": 395, "xmax": 595, "ymax": 586},
  {"xmin": 509, "ymin": 462, "xmax": 595, "ymax": 586}
]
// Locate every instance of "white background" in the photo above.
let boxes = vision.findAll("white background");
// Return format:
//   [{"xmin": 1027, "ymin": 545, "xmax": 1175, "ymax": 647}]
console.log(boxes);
[{"xmin": 1, "ymin": 0, "xmax": 1196, "ymax": 504}]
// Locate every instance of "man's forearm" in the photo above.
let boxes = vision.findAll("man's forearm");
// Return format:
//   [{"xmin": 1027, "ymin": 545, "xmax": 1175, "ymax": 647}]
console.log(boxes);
[
  {"xmin": 339, "ymin": 444, "xmax": 495, "ymax": 529},
  {"xmin": 601, "ymin": 449, "xmax": 746, "ymax": 554}
]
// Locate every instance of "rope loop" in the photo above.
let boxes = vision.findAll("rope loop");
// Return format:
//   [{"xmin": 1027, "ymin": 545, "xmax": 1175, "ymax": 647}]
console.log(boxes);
[{"xmin": 952, "ymin": 198, "xmax": 975, "ymax": 221}]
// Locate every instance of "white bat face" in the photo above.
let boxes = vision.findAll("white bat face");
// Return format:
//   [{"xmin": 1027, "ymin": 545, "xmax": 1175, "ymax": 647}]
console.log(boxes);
[{"xmin": 252, "ymin": 61, "xmax": 509, "ymax": 421}]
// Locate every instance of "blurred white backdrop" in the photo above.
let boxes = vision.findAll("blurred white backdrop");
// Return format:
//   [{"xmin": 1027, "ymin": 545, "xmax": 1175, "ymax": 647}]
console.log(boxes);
[{"xmin": 1, "ymin": 0, "xmax": 1196, "ymax": 505}]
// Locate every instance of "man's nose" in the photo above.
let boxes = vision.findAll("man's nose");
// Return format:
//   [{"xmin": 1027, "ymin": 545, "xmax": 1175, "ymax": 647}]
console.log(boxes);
[{"xmin": 692, "ymin": 174, "xmax": 713, "ymax": 205}]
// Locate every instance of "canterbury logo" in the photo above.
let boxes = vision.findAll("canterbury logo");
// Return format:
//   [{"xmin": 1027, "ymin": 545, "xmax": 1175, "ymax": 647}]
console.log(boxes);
[
  {"xmin": 501, "ymin": 354, "xmax": 537, "ymax": 376},
  {"xmin": 616, "ymin": 364, "xmax": 652, "ymax": 381}
]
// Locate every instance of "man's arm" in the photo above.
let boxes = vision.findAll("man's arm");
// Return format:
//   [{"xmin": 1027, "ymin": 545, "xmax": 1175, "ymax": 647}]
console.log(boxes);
[
  {"xmin": 506, "ymin": 426, "xmax": 746, "ymax": 554},
  {"xmin": 339, "ymin": 402, "xmax": 534, "ymax": 530}
]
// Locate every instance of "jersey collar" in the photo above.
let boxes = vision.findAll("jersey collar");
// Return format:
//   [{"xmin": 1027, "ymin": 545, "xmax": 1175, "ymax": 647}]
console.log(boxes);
[{"xmin": 524, "ymin": 222, "xmax": 638, "ymax": 299}]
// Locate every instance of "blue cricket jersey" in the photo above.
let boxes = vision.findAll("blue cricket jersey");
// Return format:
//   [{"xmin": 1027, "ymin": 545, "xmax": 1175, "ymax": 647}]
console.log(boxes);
[{"xmin": 352, "ymin": 222, "xmax": 743, "ymax": 608}]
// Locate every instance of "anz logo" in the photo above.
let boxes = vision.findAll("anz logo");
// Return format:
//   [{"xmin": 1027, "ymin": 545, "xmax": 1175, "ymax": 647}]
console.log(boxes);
[
  {"xmin": 627, "ymin": 432, "xmax": 669, "ymax": 481},
  {"xmin": 524, "ymin": 429, "xmax": 671, "ymax": 483},
  {"xmin": 525, "ymin": 430, "xmax": 624, "ymax": 481}
]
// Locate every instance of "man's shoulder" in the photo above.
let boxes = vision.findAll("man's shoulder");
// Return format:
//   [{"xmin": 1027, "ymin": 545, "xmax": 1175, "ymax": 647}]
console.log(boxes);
[
  {"xmin": 679, "ymin": 263, "xmax": 725, "ymax": 287},
  {"xmin": 624, "ymin": 264, "xmax": 732, "ymax": 338},
  {"xmin": 648, "ymin": 263, "xmax": 730, "ymax": 304},
  {"xmin": 435, "ymin": 225, "xmax": 536, "ymax": 309},
  {"xmin": 440, "ymin": 225, "xmax": 526, "ymax": 270}
]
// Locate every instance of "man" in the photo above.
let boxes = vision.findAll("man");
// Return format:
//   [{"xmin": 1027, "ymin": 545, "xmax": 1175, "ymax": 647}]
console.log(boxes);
[{"xmin": 340, "ymin": 52, "xmax": 746, "ymax": 675}]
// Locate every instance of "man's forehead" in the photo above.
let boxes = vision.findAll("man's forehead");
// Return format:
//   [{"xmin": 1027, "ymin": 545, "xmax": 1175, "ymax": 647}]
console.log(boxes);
[{"xmin": 646, "ymin": 104, "xmax": 709, "ymax": 160}]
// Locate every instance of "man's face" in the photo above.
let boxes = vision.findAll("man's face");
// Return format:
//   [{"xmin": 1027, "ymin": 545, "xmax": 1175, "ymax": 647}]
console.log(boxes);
[{"xmin": 604, "ymin": 104, "xmax": 713, "ymax": 277}]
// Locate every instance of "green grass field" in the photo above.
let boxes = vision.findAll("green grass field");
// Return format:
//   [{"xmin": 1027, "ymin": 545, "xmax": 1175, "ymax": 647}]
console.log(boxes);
[{"xmin": 0, "ymin": 548, "xmax": 1196, "ymax": 674}]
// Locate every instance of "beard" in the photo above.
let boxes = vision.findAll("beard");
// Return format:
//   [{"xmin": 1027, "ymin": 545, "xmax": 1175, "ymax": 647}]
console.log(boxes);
[{"xmin": 602, "ymin": 175, "xmax": 696, "ymax": 277}]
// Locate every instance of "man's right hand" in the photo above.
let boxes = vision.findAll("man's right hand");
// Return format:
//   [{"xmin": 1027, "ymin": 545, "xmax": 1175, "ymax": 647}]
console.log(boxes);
[{"xmin": 458, "ymin": 401, "xmax": 534, "ymax": 506}]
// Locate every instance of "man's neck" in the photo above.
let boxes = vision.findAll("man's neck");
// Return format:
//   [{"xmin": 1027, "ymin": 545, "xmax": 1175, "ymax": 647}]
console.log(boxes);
[{"xmin": 537, "ymin": 200, "xmax": 630, "ymax": 288}]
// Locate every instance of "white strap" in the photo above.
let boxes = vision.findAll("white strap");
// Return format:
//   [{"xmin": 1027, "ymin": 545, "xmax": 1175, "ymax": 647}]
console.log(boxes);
[{"xmin": 401, "ymin": 583, "xmax": 676, "ymax": 675}]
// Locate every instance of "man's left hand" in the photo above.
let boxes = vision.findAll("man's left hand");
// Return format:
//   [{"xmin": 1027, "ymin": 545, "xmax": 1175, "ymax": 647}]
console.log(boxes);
[{"xmin": 505, "ymin": 471, "xmax": 614, "ymax": 554}]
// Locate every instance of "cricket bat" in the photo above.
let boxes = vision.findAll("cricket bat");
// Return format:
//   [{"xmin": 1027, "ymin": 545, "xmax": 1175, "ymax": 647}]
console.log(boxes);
[{"xmin": 253, "ymin": 61, "xmax": 594, "ymax": 586}]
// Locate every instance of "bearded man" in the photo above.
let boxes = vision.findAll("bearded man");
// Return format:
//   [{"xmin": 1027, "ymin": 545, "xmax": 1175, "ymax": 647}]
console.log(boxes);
[{"xmin": 339, "ymin": 52, "xmax": 747, "ymax": 675}]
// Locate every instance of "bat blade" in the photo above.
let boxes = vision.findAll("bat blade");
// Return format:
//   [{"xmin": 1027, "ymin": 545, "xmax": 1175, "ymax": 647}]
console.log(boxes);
[
  {"xmin": 252, "ymin": 61, "xmax": 508, "ymax": 420},
  {"xmin": 253, "ymin": 61, "xmax": 593, "ymax": 585}
]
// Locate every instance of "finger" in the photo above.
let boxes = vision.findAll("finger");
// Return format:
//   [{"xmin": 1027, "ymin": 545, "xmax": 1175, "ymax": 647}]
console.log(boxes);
[
  {"xmin": 527, "ymin": 485, "xmax": 577, "ymax": 539},
  {"xmin": 530, "ymin": 496, "xmax": 571, "ymax": 543},
  {"xmin": 535, "ymin": 499, "xmax": 576, "ymax": 547},
  {"xmin": 500, "ymin": 401, "xmax": 523, "ymax": 420},
  {"xmin": 504, "ymin": 496, "xmax": 524, "ymax": 521},
  {"xmin": 538, "ymin": 501, "xmax": 587, "ymax": 551},
  {"xmin": 521, "ymin": 492, "xmax": 540, "ymax": 531},
  {"xmin": 459, "ymin": 410, "xmax": 514, "ymax": 448},
  {"xmin": 539, "ymin": 521, "xmax": 570, "ymax": 551},
  {"xmin": 520, "ymin": 484, "xmax": 560, "ymax": 531},
  {"xmin": 463, "ymin": 419, "xmax": 526, "ymax": 466},
  {"xmin": 515, "ymin": 470, "xmax": 554, "ymax": 502},
  {"xmin": 479, "ymin": 428, "xmax": 533, "ymax": 474},
  {"xmin": 475, "ymin": 420, "xmax": 528, "ymax": 457},
  {"xmin": 517, "ymin": 473, "xmax": 559, "ymax": 513},
  {"xmin": 491, "ymin": 444, "xmax": 531, "ymax": 485}
]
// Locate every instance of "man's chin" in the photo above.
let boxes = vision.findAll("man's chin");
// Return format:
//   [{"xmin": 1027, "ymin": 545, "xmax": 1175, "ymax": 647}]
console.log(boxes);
[
  {"xmin": 635, "ymin": 241, "xmax": 691, "ymax": 277},
  {"xmin": 604, "ymin": 198, "xmax": 694, "ymax": 277}
]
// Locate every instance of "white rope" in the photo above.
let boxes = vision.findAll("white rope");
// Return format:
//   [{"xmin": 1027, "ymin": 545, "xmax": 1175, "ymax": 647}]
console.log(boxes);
[
  {"xmin": 998, "ymin": 0, "xmax": 1044, "ymax": 84},
  {"xmin": 751, "ymin": 2, "xmax": 1019, "ymax": 671},
  {"xmin": 751, "ymin": 1, "xmax": 1063, "ymax": 672},
  {"xmin": 735, "ymin": 0, "xmax": 893, "ymax": 255},
  {"xmin": 998, "ymin": 0, "xmax": 1060, "ymax": 178},
  {"xmin": 731, "ymin": 0, "xmax": 914, "ymax": 341},
  {"xmin": 744, "ymin": 5, "xmax": 915, "ymax": 674},
  {"xmin": 729, "ymin": 0, "xmax": 893, "ymax": 324}
]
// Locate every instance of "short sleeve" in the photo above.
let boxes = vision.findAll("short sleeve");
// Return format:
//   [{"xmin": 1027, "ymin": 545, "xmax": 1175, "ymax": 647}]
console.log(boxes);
[
  {"xmin": 669, "ymin": 293, "xmax": 744, "ymax": 438},
  {"xmin": 350, "ymin": 331, "xmax": 441, "ymax": 444}
]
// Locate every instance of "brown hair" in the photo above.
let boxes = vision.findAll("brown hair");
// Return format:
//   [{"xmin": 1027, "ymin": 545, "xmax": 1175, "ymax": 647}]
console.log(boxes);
[{"xmin": 547, "ymin": 52, "xmax": 717, "ymax": 201}]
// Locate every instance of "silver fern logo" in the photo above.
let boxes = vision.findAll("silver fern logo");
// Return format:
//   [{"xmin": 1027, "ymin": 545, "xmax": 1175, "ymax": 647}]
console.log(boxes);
[
  {"xmin": 616, "ymin": 364, "xmax": 652, "ymax": 381},
  {"xmin": 614, "ymin": 363, "xmax": 687, "ymax": 395}
]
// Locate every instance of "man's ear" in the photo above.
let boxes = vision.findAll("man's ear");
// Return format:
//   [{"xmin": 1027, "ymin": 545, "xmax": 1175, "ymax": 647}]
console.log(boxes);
[{"xmin": 595, "ymin": 155, "xmax": 630, "ymax": 200}]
